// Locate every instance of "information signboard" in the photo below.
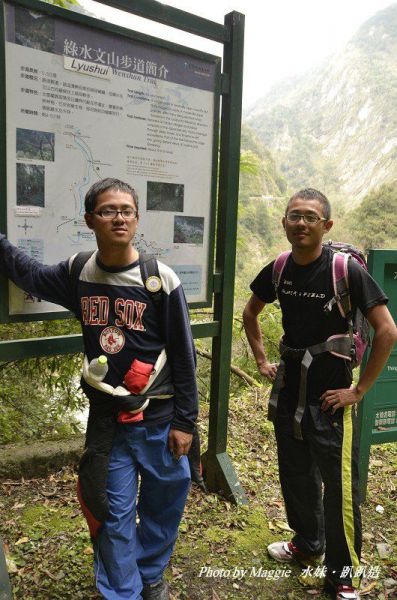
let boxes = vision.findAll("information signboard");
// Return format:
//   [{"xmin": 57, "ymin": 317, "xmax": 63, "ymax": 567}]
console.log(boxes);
[{"xmin": 0, "ymin": 0, "xmax": 220, "ymax": 320}]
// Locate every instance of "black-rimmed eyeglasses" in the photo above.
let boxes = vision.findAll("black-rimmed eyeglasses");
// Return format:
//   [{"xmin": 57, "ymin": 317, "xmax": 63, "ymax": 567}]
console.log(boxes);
[
  {"xmin": 93, "ymin": 209, "xmax": 138, "ymax": 220},
  {"xmin": 286, "ymin": 212, "xmax": 327, "ymax": 225}
]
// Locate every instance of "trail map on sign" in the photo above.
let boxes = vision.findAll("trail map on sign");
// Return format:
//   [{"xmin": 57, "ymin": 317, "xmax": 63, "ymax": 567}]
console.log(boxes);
[{"xmin": 4, "ymin": 2, "xmax": 218, "ymax": 315}]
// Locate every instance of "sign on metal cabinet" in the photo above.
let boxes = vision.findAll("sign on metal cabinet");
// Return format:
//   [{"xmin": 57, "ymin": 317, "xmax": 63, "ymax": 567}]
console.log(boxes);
[{"xmin": 358, "ymin": 249, "xmax": 397, "ymax": 501}]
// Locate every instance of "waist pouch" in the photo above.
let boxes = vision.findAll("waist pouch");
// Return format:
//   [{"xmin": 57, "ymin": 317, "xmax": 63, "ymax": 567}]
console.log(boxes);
[{"xmin": 78, "ymin": 350, "xmax": 174, "ymax": 539}]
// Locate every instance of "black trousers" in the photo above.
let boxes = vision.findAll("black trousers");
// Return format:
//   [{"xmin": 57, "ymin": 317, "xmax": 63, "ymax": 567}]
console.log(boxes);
[{"xmin": 274, "ymin": 403, "xmax": 362, "ymax": 587}]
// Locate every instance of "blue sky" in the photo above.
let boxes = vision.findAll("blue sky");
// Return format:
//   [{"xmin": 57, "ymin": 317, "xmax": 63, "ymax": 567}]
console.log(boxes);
[{"xmin": 82, "ymin": 0, "xmax": 395, "ymax": 107}]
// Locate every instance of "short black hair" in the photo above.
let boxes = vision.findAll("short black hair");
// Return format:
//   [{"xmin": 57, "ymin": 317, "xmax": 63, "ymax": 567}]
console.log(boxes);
[
  {"xmin": 286, "ymin": 188, "xmax": 331, "ymax": 220},
  {"xmin": 84, "ymin": 178, "xmax": 139, "ymax": 214}
]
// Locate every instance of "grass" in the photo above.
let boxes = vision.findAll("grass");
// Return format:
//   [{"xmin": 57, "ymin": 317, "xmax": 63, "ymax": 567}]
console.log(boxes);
[{"xmin": 1, "ymin": 385, "xmax": 396, "ymax": 599}]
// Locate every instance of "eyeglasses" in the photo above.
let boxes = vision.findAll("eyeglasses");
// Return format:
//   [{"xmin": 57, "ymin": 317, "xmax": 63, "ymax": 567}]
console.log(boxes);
[
  {"xmin": 286, "ymin": 212, "xmax": 327, "ymax": 225},
  {"xmin": 93, "ymin": 208, "xmax": 138, "ymax": 220}
]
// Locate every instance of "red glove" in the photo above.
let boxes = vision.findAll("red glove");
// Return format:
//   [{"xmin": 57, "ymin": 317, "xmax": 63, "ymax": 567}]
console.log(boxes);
[
  {"xmin": 118, "ymin": 359, "xmax": 154, "ymax": 424},
  {"xmin": 124, "ymin": 359, "xmax": 154, "ymax": 393},
  {"xmin": 118, "ymin": 411, "xmax": 144, "ymax": 423}
]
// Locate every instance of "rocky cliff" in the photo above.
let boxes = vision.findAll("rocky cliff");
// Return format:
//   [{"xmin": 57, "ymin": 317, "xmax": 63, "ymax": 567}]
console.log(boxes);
[{"xmin": 245, "ymin": 4, "xmax": 397, "ymax": 204}]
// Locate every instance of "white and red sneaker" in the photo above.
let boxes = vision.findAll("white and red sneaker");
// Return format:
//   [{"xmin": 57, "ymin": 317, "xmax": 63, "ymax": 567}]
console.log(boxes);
[
  {"xmin": 334, "ymin": 585, "xmax": 360, "ymax": 600},
  {"xmin": 267, "ymin": 540, "xmax": 324, "ymax": 567}
]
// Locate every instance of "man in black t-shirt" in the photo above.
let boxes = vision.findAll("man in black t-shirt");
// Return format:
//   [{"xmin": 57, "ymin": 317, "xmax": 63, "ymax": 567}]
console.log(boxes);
[{"xmin": 243, "ymin": 188, "xmax": 397, "ymax": 600}]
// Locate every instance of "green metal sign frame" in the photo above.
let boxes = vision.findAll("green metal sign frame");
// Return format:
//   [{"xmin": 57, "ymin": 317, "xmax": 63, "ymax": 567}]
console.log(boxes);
[
  {"xmin": 0, "ymin": 0, "xmax": 246, "ymax": 503},
  {"xmin": 0, "ymin": 0, "xmax": 222, "ymax": 320},
  {"xmin": 358, "ymin": 249, "xmax": 397, "ymax": 501}
]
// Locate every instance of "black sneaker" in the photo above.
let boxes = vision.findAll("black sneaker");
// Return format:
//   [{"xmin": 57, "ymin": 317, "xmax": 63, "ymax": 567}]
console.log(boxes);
[{"xmin": 142, "ymin": 578, "xmax": 170, "ymax": 600}]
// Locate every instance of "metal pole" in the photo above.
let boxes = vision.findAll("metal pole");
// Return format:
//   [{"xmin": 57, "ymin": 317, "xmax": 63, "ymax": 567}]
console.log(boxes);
[
  {"xmin": 203, "ymin": 11, "xmax": 247, "ymax": 503},
  {"xmin": 0, "ymin": 536, "xmax": 12, "ymax": 600}
]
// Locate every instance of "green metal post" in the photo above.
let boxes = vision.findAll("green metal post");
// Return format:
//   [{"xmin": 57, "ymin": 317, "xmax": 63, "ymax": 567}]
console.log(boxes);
[
  {"xmin": 0, "ymin": 0, "xmax": 7, "ymax": 323},
  {"xmin": 0, "ymin": 536, "xmax": 12, "ymax": 600},
  {"xmin": 98, "ymin": 0, "xmax": 229, "ymax": 43},
  {"xmin": 202, "ymin": 11, "xmax": 247, "ymax": 504}
]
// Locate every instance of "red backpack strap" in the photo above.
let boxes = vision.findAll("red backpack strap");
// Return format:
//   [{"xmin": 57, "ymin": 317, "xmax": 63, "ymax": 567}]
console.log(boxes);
[
  {"xmin": 332, "ymin": 252, "xmax": 351, "ymax": 318},
  {"xmin": 272, "ymin": 251, "xmax": 291, "ymax": 290}
]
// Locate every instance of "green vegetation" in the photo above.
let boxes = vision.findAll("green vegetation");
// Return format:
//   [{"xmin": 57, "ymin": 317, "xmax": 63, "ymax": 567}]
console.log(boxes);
[
  {"xmin": 245, "ymin": 3, "xmax": 397, "ymax": 202},
  {"xmin": 1, "ymin": 124, "xmax": 396, "ymax": 443},
  {"xmin": 0, "ymin": 4, "xmax": 396, "ymax": 599},
  {"xmin": 348, "ymin": 182, "xmax": 397, "ymax": 251},
  {"xmin": 240, "ymin": 125, "xmax": 287, "ymax": 198},
  {"xmin": 0, "ymin": 319, "xmax": 84, "ymax": 444},
  {"xmin": 1, "ymin": 394, "xmax": 396, "ymax": 599},
  {"xmin": 237, "ymin": 125, "xmax": 288, "ymax": 290}
]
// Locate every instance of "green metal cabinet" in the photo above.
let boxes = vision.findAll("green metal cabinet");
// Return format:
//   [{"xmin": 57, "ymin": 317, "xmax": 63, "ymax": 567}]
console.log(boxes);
[{"xmin": 358, "ymin": 249, "xmax": 397, "ymax": 501}]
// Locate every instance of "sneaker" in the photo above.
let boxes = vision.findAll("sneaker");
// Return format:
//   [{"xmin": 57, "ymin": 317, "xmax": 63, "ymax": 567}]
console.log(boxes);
[
  {"xmin": 327, "ymin": 583, "xmax": 360, "ymax": 600},
  {"xmin": 267, "ymin": 540, "xmax": 324, "ymax": 567},
  {"xmin": 142, "ymin": 578, "xmax": 170, "ymax": 600}
]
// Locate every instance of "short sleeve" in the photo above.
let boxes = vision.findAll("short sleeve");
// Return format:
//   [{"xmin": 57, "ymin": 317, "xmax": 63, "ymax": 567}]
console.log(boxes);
[
  {"xmin": 348, "ymin": 259, "xmax": 388, "ymax": 315},
  {"xmin": 250, "ymin": 261, "xmax": 277, "ymax": 303}
]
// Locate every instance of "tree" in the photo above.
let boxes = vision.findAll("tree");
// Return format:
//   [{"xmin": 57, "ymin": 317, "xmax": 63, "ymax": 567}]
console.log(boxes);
[{"xmin": 349, "ymin": 182, "xmax": 397, "ymax": 251}]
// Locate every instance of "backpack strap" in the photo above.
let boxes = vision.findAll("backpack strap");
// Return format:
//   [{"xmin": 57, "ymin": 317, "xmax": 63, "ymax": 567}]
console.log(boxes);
[
  {"xmin": 69, "ymin": 251, "xmax": 164, "ymax": 317},
  {"xmin": 330, "ymin": 252, "xmax": 356, "ymax": 361},
  {"xmin": 323, "ymin": 252, "xmax": 351, "ymax": 316},
  {"xmin": 69, "ymin": 250, "xmax": 95, "ymax": 287},
  {"xmin": 272, "ymin": 251, "xmax": 291, "ymax": 293},
  {"xmin": 332, "ymin": 252, "xmax": 351, "ymax": 318},
  {"xmin": 69, "ymin": 250, "xmax": 95, "ymax": 313}
]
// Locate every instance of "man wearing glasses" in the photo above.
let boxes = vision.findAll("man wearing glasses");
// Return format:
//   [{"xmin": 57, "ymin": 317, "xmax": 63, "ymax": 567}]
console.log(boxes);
[
  {"xmin": 0, "ymin": 178, "xmax": 197, "ymax": 600},
  {"xmin": 243, "ymin": 188, "xmax": 396, "ymax": 600}
]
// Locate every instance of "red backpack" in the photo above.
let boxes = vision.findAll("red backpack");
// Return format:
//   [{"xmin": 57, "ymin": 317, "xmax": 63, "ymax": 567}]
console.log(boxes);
[{"xmin": 272, "ymin": 241, "xmax": 370, "ymax": 367}]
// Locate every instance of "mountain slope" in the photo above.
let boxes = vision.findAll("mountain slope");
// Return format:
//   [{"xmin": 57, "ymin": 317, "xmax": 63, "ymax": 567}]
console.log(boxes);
[{"xmin": 245, "ymin": 3, "xmax": 397, "ymax": 203}]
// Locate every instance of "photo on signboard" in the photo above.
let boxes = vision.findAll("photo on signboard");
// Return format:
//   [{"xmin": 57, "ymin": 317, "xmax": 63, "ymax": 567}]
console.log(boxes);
[
  {"xmin": 14, "ymin": 6, "xmax": 55, "ymax": 53},
  {"xmin": 174, "ymin": 216, "xmax": 204, "ymax": 245},
  {"xmin": 16, "ymin": 128, "xmax": 55, "ymax": 162},
  {"xmin": 16, "ymin": 164, "xmax": 45, "ymax": 207},
  {"xmin": 147, "ymin": 182, "xmax": 184, "ymax": 212}
]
